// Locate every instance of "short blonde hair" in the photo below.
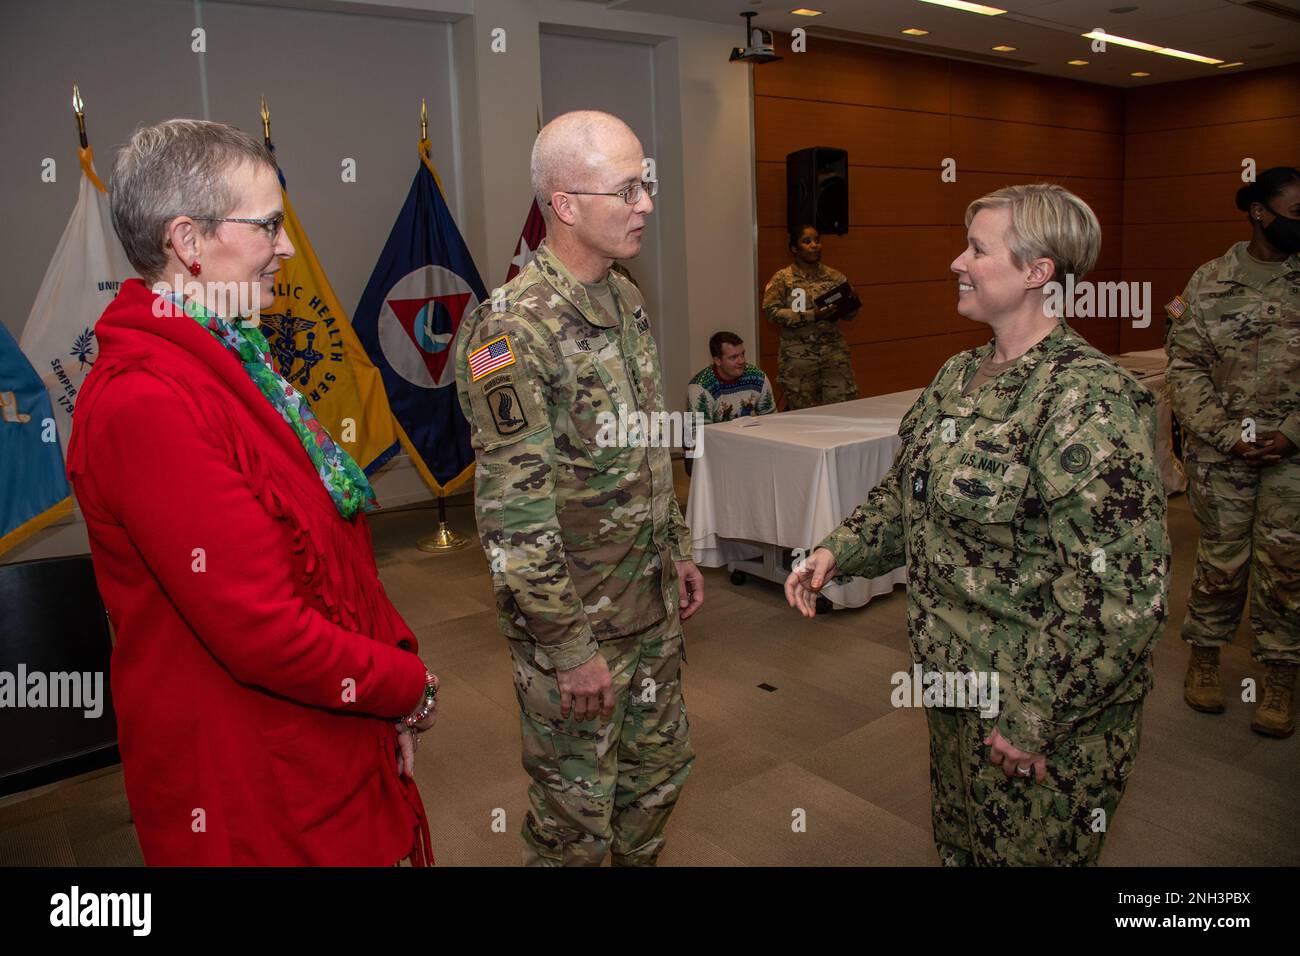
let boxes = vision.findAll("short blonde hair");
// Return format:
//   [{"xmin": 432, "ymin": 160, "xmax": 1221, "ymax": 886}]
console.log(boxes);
[{"xmin": 964, "ymin": 184, "xmax": 1100, "ymax": 284}]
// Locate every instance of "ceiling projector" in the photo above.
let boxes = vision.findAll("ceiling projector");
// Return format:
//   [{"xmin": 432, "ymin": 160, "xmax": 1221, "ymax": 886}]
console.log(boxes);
[{"xmin": 730, "ymin": 11, "xmax": 782, "ymax": 64}]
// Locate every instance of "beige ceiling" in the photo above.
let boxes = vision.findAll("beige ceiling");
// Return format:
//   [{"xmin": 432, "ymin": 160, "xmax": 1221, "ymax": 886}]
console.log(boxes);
[{"xmin": 580, "ymin": 0, "xmax": 1300, "ymax": 86}]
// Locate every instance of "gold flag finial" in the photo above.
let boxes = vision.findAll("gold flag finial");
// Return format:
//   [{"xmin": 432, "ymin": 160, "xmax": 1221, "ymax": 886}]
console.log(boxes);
[
  {"xmin": 260, "ymin": 93, "xmax": 271, "ymax": 146},
  {"xmin": 72, "ymin": 83, "xmax": 88, "ymax": 148},
  {"xmin": 420, "ymin": 97, "xmax": 427, "ymax": 141}
]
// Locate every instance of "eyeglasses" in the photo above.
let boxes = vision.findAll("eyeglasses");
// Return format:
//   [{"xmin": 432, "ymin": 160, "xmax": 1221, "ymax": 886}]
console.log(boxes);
[
  {"xmin": 548, "ymin": 180, "xmax": 658, "ymax": 207},
  {"xmin": 191, "ymin": 213, "xmax": 286, "ymax": 242}
]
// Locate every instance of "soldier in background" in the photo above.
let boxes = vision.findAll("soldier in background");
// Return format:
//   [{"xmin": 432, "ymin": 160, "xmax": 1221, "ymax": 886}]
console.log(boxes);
[
  {"xmin": 762, "ymin": 224, "xmax": 859, "ymax": 409},
  {"xmin": 786, "ymin": 185, "xmax": 1169, "ymax": 865},
  {"xmin": 1167, "ymin": 165, "xmax": 1300, "ymax": 738},
  {"xmin": 454, "ymin": 110, "xmax": 703, "ymax": 866}
]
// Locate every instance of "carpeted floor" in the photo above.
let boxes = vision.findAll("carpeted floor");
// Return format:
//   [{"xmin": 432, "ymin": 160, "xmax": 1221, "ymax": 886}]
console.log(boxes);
[{"xmin": 1, "ymin": 459, "xmax": 1295, "ymax": 867}]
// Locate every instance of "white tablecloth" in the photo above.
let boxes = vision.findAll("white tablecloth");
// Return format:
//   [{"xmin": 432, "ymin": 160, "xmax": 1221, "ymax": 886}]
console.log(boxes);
[{"xmin": 687, "ymin": 391, "xmax": 922, "ymax": 609}]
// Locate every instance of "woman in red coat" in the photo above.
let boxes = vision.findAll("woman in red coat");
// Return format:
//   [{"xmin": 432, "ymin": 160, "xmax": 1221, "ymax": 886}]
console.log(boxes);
[{"xmin": 66, "ymin": 119, "xmax": 438, "ymax": 866}]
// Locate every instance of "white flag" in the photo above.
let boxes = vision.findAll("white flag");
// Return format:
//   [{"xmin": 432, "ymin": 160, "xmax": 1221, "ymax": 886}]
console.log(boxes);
[{"xmin": 19, "ymin": 148, "xmax": 133, "ymax": 453}]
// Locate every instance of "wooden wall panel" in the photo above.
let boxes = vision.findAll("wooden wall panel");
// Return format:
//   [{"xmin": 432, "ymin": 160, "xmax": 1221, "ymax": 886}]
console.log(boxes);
[
  {"xmin": 1126, "ymin": 119, "xmax": 1298, "ymax": 180},
  {"xmin": 755, "ymin": 96, "xmax": 951, "ymax": 168},
  {"xmin": 1125, "ymin": 64, "xmax": 1300, "ymax": 133},
  {"xmin": 1121, "ymin": 222, "xmax": 1251, "ymax": 272},
  {"xmin": 843, "ymin": 282, "xmax": 973, "ymax": 347},
  {"xmin": 757, "ymin": 225, "xmax": 958, "ymax": 289},
  {"xmin": 759, "ymin": 163, "xmax": 1125, "ymax": 230},
  {"xmin": 1123, "ymin": 172, "xmax": 1246, "ymax": 223},
  {"xmin": 951, "ymin": 116, "xmax": 1123, "ymax": 179},
  {"xmin": 848, "ymin": 329, "xmax": 991, "ymax": 399},
  {"xmin": 949, "ymin": 61, "xmax": 1124, "ymax": 132},
  {"xmin": 756, "ymin": 36, "xmax": 950, "ymax": 113}
]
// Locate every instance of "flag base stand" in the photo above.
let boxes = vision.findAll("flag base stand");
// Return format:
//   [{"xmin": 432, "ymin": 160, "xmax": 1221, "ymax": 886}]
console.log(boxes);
[
  {"xmin": 417, "ymin": 521, "xmax": 469, "ymax": 553},
  {"xmin": 416, "ymin": 496, "xmax": 469, "ymax": 553}
]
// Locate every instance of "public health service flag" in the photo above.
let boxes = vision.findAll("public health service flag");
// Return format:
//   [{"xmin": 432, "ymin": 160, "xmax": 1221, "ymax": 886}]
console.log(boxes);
[
  {"xmin": 19, "ymin": 147, "xmax": 132, "ymax": 452},
  {"xmin": 1, "ymin": 321, "xmax": 73, "ymax": 557},
  {"xmin": 261, "ymin": 175, "xmax": 404, "ymax": 475},
  {"xmin": 353, "ymin": 139, "xmax": 481, "ymax": 494}
]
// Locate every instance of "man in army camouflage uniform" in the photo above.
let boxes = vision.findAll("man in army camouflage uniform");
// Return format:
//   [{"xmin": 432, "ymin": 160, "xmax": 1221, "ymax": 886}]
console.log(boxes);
[
  {"xmin": 1167, "ymin": 166, "xmax": 1300, "ymax": 738},
  {"xmin": 762, "ymin": 225, "xmax": 859, "ymax": 409},
  {"xmin": 454, "ymin": 110, "xmax": 703, "ymax": 866},
  {"xmin": 787, "ymin": 185, "xmax": 1169, "ymax": 865}
]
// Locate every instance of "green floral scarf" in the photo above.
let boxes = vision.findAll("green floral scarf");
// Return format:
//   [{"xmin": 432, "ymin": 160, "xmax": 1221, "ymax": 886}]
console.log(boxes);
[{"xmin": 166, "ymin": 292, "xmax": 378, "ymax": 519}]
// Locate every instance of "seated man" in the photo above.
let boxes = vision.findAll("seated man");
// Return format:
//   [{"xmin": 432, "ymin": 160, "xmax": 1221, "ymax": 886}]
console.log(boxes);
[
  {"xmin": 685, "ymin": 332, "xmax": 774, "ymax": 475},
  {"xmin": 687, "ymin": 331, "xmax": 775, "ymax": 424}
]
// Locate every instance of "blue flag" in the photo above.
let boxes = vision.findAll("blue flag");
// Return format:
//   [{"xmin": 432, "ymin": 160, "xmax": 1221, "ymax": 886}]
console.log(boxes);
[
  {"xmin": 1, "ymin": 321, "xmax": 73, "ymax": 556},
  {"xmin": 353, "ymin": 140, "xmax": 481, "ymax": 494}
]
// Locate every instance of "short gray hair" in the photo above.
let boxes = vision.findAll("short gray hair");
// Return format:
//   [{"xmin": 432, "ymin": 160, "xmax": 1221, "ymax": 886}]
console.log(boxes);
[
  {"xmin": 110, "ymin": 119, "xmax": 276, "ymax": 281},
  {"xmin": 530, "ymin": 110, "xmax": 633, "ymax": 213},
  {"xmin": 964, "ymin": 183, "xmax": 1101, "ymax": 283}
]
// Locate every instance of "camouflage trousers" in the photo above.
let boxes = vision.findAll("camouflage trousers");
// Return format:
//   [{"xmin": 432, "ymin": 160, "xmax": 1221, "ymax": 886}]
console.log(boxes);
[
  {"xmin": 925, "ymin": 700, "xmax": 1142, "ymax": 866},
  {"xmin": 778, "ymin": 333, "xmax": 858, "ymax": 410},
  {"xmin": 1182, "ymin": 456, "xmax": 1300, "ymax": 663},
  {"xmin": 508, "ymin": 614, "xmax": 695, "ymax": 866}
]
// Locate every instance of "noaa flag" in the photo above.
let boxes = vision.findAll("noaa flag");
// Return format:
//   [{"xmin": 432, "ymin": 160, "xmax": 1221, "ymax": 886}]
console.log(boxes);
[
  {"xmin": 353, "ymin": 140, "xmax": 481, "ymax": 494},
  {"xmin": 261, "ymin": 146, "xmax": 404, "ymax": 475},
  {"xmin": 19, "ymin": 147, "xmax": 132, "ymax": 452},
  {"xmin": 1, "ymin": 321, "xmax": 73, "ymax": 557}
]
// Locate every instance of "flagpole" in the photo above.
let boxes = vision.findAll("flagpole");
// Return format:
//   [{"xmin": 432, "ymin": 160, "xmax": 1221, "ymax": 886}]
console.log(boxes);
[
  {"xmin": 414, "ymin": 96, "xmax": 469, "ymax": 554},
  {"xmin": 260, "ymin": 92, "xmax": 271, "ymax": 148},
  {"xmin": 72, "ymin": 84, "xmax": 88, "ymax": 148}
]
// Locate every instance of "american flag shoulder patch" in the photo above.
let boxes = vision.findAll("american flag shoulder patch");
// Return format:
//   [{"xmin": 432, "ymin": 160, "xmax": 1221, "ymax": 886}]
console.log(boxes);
[
  {"xmin": 1165, "ymin": 295, "xmax": 1189, "ymax": 320},
  {"xmin": 468, "ymin": 334, "xmax": 517, "ymax": 382}
]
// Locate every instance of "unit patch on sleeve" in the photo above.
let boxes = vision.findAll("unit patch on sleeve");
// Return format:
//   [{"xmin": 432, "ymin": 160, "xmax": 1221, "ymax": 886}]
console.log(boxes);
[{"xmin": 485, "ymin": 380, "xmax": 529, "ymax": 436}]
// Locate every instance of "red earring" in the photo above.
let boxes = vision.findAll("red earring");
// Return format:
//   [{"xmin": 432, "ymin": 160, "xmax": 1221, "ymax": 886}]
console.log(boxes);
[{"xmin": 188, "ymin": 260, "xmax": 202, "ymax": 277}]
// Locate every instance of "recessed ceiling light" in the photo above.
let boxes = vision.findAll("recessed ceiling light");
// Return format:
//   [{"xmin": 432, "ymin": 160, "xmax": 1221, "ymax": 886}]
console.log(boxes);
[
  {"xmin": 1109, "ymin": 5, "xmax": 1138, "ymax": 12},
  {"xmin": 1248, "ymin": 43, "xmax": 1273, "ymax": 50},
  {"xmin": 916, "ymin": 0, "xmax": 1006, "ymax": 15},
  {"xmin": 1217, "ymin": 61, "xmax": 1245, "ymax": 68},
  {"xmin": 790, "ymin": 8, "xmax": 823, "ymax": 15},
  {"xmin": 1067, "ymin": 59, "xmax": 1089, "ymax": 66},
  {"xmin": 991, "ymin": 44, "xmax": 1017, "ymax": 52},
  {"xmin": 1130, "ymin": 71, "xmax": 1150, "ymax": 77},
  {"xmin": 902, "ymin": 27, "xmax": 930, "ymax": 36},
  {"xmin": 1081, "ymin": 31, "xmax": 1224, "ymax": 65}
]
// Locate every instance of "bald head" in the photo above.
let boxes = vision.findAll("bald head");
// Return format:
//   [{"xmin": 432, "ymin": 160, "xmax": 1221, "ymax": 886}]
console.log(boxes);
[{"xmin": 530, "ymin": 111, "xmax": 641, "ymax": 214}]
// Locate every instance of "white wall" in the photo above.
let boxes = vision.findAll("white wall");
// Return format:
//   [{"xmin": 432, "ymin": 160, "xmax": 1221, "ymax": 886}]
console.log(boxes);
[{"xmin": 1, "ymin": 0, "xmax": 756, "ymax": 563}]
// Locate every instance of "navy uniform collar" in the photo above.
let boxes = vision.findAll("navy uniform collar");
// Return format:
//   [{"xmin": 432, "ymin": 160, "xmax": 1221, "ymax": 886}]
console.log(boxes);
[{"xmin": 937, "ymin": 322, "xmax": 1075, "ymax": 423}]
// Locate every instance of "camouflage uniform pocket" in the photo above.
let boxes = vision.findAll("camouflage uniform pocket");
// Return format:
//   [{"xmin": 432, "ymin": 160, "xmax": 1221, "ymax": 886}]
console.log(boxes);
[
  {"xmin": 930, "ymin": 466, "xmax": 1031, "ymax": 568},
  {"xmin": 1035, "ymin": 704, "xmax": 1141, "ymax": 865}
]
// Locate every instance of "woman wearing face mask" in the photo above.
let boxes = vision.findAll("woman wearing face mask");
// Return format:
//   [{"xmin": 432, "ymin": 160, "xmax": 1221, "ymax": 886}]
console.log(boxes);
[
  {"xmin": 1168, "ymin": 165, "xmax": 1300, "ymax": 738},
  {"xmin": 762, "ymin": 224, "xmax": 860, "ymax": 410}
]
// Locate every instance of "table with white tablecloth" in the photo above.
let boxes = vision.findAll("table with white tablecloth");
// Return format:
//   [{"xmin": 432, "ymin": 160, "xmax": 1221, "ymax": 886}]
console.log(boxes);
[{"xmin": 686, "ymin": 391, "xmax": 922, "ymax": 610}]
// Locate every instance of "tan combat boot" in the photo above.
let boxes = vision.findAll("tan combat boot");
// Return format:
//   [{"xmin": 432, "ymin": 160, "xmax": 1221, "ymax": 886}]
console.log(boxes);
[
  {"xmin": 1250, "ymin": 663, "xmax": 1297, "ymax": 738},
  {"xmin": 1184, "ymin": 644, "xmax": 1225, "ymax": 714}
]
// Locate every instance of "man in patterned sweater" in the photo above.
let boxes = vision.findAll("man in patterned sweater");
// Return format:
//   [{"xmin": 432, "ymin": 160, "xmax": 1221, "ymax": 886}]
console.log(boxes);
[{"xmin": 687, "ymin": 331, "xmax": 775, "ymax": 424}]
